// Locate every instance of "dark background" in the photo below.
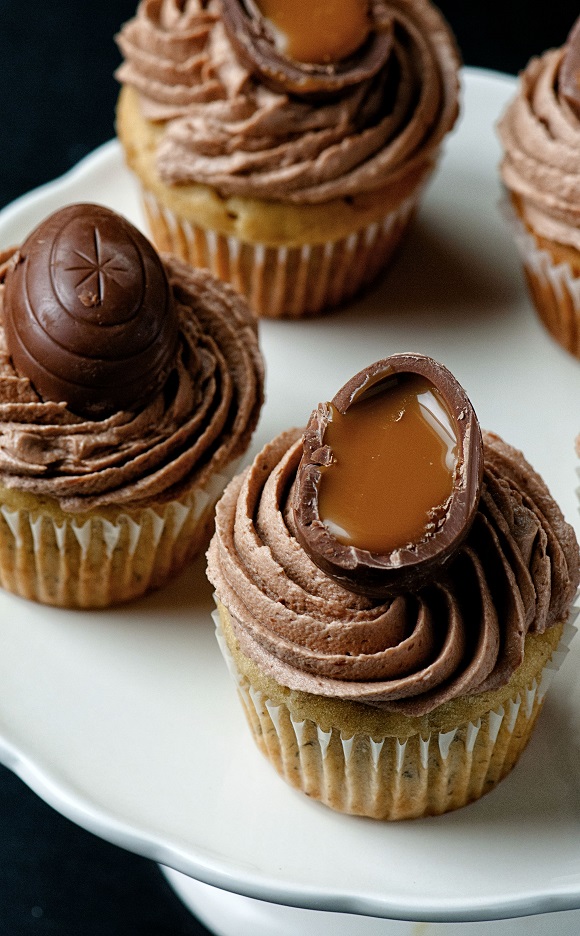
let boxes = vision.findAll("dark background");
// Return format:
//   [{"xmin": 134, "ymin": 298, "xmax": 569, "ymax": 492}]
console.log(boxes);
[{"xmin": 0, "ymin": 2, "xmax": 579, "ymax": 933}]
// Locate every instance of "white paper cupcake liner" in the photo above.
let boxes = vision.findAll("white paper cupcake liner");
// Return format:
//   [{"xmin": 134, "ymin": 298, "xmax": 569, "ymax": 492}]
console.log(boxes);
[
  {"xmin": 0, "ymin": 462, "xmax": 238, "ymax": 609},
  {"xmin": 142, "ymin": 189, "xmax": 418, "ymax": 319},
  {"xmin": 213, "ymin": 599, "xmax": 578, "ymax": 820},
  {"xmin": 503, "ymin": 199, "xmax": 580, "ymax": 355}
]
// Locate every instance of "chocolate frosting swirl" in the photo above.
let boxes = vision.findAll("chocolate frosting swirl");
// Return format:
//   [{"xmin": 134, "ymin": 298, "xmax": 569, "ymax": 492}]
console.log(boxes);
[
  {"xmin": 498, "ymin": 35, "xmax": 580, "ymax": 250},
  {"xmin": 116, "ymin": 0, "xmax": 225, "ymax": 122},
  {"xmin": 0, "ymin": 252, "xmax": 264, "ymax": 512},
  {"xmin": 116, "ymin": 0, "xmax": 459, "ymax": 204},
  {"xmin": 207, "ymin": 429, "xmax": 579, "ymax": 716}
]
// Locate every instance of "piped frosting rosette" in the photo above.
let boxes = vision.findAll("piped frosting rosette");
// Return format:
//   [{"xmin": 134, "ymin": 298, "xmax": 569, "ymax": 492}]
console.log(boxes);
[
  {"xmin": 208, "ymin": 428, "xmax": 578, "ymax": 717},
  {"xmin": 116, "ymin": 0, "xmax": 223, "ymax": 123},
  {"xmin": 0, "ymin": 243, "xmax": 264, "ymax": 607}
]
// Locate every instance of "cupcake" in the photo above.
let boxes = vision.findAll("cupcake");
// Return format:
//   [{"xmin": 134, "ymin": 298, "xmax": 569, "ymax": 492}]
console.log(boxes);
[
  {"xmin": 207, "ymin": 355, "xmax": 579, "ymax": 819},
  {"xmin": 498, "ymin": 17, "xmax": 580, "ymax": 357},
  {"xmin": 115, "ymin": 0, "xmax": 460, "ymax": 319},
  {"xmin": 0, "ymin": 203, "xmax": 264, "ymax": 609}
]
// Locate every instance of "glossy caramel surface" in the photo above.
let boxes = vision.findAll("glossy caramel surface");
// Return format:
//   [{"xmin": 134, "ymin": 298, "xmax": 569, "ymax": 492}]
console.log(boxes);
[{"xmin": 318, "ymin": 374, "xmax": 459, "ymax": 554}]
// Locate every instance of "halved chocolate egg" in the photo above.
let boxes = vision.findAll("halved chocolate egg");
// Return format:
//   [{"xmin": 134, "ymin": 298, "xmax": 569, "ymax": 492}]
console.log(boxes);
[
  {"xmin": 220, "ymin": 0, "xmax": 393, "ymax": 98},
  {"xmin": 3, "ymin": 203, "xmax": 180, "ymax": 419},
  {"xmin": 293, "ymin": 354, "xmax": 484, "ymax": 596}
]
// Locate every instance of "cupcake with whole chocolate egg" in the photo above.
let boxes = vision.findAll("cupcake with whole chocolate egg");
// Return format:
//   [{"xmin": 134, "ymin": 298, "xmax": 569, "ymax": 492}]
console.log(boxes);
[
  {"xmin": 115, "ymin": 0, "xmax": 460, "ymax": 318},
  {"xmin": 499, "ymin": 16, "xmax": 580, "ymax": 358},
  {"xmin": 0, "ymin": 203, "xmax": 263, "ymax": 609},
  {"xmin": 207, "ymin": 355, "xmax": 579, "ymax": 819}
]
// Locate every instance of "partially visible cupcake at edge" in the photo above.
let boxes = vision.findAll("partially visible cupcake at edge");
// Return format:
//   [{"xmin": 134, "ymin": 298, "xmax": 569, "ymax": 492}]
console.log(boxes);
[
  {"xmin": 207, "ymin": 354, "xmax": 579, "ymax": 819},
  {"xmin": 115, "ymin": 0, "xmax": 460, "ymax": 319},
  {"xmin": 0, "ymin": 203, "xmax": 264, "ymax": 609},
  {"xmin": 498, "ymin": 16, "xmax": 580, "ymax": 358}
]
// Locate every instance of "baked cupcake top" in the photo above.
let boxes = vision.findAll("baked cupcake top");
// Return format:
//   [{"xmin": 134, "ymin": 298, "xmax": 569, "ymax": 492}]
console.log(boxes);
[
  {"xmin": 115, "ymin": 0, "xmax": 460, "ymax": 204},
  {"xmin": 498, "ymin": 17, "xmax": 580, "ymax": 249},
  {"xmin": 0, "ymin": 204, "xmax": 264, "ymax": 512},
  {"xmin": 207, "ymin": 356, "xmax": 579, "ymax": 717}
]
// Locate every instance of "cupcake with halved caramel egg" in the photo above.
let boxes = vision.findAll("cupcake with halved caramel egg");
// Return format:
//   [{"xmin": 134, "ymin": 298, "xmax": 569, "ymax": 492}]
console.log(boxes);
[
  {"xmin": 207, "ymin": 355, "xmax": 579, "ymax": 819},
  {"xmin": 115, "ymin": 0, "xmax": 460, "ymax": 318},
  {"xmin": 0, "ymin": 203, "xmax": 263, "ymax": 608}
]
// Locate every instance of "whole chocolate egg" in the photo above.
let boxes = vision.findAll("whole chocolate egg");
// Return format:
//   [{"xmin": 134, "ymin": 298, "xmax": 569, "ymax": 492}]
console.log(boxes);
[{"xmin": 3, "ymin": 203, "xmax": 179, "ymax": 418}]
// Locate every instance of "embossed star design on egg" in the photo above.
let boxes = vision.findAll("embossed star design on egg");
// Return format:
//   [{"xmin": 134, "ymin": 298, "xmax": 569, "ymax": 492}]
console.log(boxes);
[
  {"xmin": 51, "ymin": 219, "xmax": 143, "ymax": 325},
  {"xmin": 64, "ymin": 229, "xmax": 130, "ymax": 310}
]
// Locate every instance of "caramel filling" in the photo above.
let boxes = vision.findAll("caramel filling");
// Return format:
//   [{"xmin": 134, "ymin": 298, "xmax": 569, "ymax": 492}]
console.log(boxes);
[
  {"xmin": 255, "ymin": 0, "xmax": 371, "ymax": 64},
  {"xmin": 318, "ymin": 374, "xmax": 459, "ymax": 554}
]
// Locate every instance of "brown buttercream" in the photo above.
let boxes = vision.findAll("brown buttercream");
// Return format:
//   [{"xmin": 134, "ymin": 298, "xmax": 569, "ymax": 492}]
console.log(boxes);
[
  {"xmin": 0, "ymin": 252, "xmax": 264, "ymax": 512},
  {"xmin": 207, "ymin": 429, "xmax": 579, "ymax": 716},
  {"xmin": 498, "ymin": 41, "xmax": 580, "ymax": 250},
  {"xmin": 116, "ymin": 0, "xmax": 460, "ymax": 204}
]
